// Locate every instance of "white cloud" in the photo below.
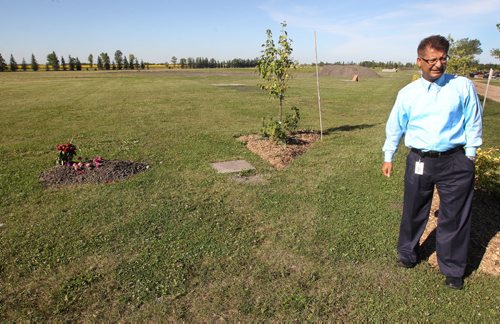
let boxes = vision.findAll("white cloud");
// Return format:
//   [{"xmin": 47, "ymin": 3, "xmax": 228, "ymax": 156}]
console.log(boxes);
[
  {"xmin": 259, "ymin": 0, "xmax": 500, "ymax": 62},
  {"xmin": 413, "ymin": 0, "xmax": 500, "ymax": 17}
]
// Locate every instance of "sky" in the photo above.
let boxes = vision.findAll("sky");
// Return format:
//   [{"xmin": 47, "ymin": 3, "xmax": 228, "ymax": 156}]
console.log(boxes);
[{"xmin": 1, "ymin": 0, "xmax": 499, "ymax": 65}]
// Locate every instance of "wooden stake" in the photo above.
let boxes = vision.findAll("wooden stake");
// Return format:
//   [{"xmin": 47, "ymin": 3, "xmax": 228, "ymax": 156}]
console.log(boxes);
[
  {"xmin": 314, "ymin": 31, "xmax": 323, "ymax": 140},
  {"xmin": 482, "ymin": 68, "xmax": 493, "ymax": 109}
]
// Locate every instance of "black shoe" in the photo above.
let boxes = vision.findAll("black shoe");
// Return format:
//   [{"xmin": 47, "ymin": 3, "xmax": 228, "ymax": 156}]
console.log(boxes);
[
  {"xmin": 396, "ymin": 259, "xmax": 417, "ymax": 268},
  {"xmin": 444, "ymin": 276, "xmax": 464, "ymax": 290}
]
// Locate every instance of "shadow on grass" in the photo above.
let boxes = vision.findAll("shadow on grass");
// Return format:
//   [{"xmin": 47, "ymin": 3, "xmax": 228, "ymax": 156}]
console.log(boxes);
[
  {"xmin": 323, "ymin": 124, "xmax": 379, "ymax": 134},
  {"xmin": 420, "ymin": 190, "xmax": 500, "ymax": 277}
]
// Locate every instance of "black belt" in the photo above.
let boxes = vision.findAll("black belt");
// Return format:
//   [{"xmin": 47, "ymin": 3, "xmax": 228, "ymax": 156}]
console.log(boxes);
[{"xmin": 411, "ymin": 146, "xmax": 464, "ymax": 158}]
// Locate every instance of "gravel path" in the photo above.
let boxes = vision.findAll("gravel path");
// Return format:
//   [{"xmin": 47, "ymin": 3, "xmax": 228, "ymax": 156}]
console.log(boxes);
[{"xmin": 473, "ymin": 81, "xmax": 500, "ymax": 103}]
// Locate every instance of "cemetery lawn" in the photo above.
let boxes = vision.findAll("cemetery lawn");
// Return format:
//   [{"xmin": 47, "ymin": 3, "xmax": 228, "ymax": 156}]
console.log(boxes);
[{"xmin": 0, "ymin": 69, "xmax": 498, "ymax": 321}]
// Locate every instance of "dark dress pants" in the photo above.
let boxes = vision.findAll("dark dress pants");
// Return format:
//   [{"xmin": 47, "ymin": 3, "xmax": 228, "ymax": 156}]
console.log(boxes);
[{"xmin": 398, "ymin": 149, "xmax": 475, "ymax": 277}]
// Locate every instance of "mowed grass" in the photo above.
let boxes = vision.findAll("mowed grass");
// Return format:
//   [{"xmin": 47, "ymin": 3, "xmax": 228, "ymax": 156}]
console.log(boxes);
[{"xmin": 0, "ymin": 69, "xmax": 498, "ymax": 321}]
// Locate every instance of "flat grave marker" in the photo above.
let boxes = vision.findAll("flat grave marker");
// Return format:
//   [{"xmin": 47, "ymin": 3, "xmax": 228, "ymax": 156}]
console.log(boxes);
[{"xmin": 211, "ymin": 160, "xmax": 255, "ymax": 174}]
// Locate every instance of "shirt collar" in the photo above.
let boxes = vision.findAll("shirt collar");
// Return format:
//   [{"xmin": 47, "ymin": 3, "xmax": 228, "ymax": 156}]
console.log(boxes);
[{"xmin": 419, "ymin": 74, "xmax": 446, "ymax": 91}]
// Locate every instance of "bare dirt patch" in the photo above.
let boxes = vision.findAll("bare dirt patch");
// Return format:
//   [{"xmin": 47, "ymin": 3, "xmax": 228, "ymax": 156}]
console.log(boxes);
[
  {"xmin": 39, "ymin": 160, "xmax": 149, "ymax": 188},
  {"xmin": 420, "ymin": 189, "xmax": 499, "ymax": 276},
  {"xmin": 238, "ymin": 131, "xmax": 321, "ymax": 170},
  {"xmin": 473, "ymin": 81, "xmax": 500, "ymax": 102}
]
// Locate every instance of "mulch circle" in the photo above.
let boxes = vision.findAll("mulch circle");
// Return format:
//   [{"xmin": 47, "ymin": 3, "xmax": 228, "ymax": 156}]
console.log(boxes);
[
  {"xmin": 238, "ymin": 130, "xmax": 321, "ymax": 170},
  {"xmin": 39, "ymin": 160, "xmax": 149, "ymax": 188}
]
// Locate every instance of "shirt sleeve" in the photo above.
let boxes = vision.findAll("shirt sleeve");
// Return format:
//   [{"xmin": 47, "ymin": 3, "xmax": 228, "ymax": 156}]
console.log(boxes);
[
  {"xmin": 463, "ymin": 80, "xmax": 483, "ymax": 157},
  {"xmin": 382, "ymin": 92, "xmax": 408, "ymax": 162}
]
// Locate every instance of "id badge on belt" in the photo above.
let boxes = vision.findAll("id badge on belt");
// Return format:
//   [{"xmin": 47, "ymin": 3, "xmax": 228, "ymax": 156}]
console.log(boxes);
[{"xmin": 415, "ymin": 160, "xmax": 424, "ymax": 175}]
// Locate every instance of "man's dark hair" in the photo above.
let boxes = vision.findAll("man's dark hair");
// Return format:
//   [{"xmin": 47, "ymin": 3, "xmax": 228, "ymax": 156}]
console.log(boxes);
[{"xmin": 417, "ymin": 35, "xmax": 449, "ymax": 55}]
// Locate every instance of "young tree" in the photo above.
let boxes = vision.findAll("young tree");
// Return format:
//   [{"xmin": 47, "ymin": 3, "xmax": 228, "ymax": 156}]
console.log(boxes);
[
  {"xmin": 61, "ymin": 56, "xmax": 67, "ymax": 71},
  {"xmin": 68, "ymin": 55, "xmax": 75, "ymax": 71},
  {"xmin": 100, "ymin": 53, "xmax": 110, "ymax": 70},
  {"xmin": 97, "ymin": 56, "xmax": 103, "ymax": 70},
  {"xmin": 10, "ymin": 54, "xmax": 18, "ymax": 72},
  {"xmin": 76, "ymin": 57, "xmax": 82, "ymax": 71},
  {"xmin": 21, "ymin": 58, "xmax": 27, "ymax": 71},
  {"xmin": 134, "ymin": 58, "xmax": 139, "ymax": 70},
  {"xmin": 114, "ymin": 50, "xmax": 123, "ymax": 70},
  {"xmin": 47, "ymin": 51, "xmax": 59, "ymax": 70},
  {"xmin": 31, "ymin": 54, "xmax": 39, "ymax": 71},
  {"xmin": 447, "ymin": 36, "xmax": 482, "ymax": 75},
  {"xmin": 88, "ymin": 54, "xmax": 93, "ymax": 68},
  {"xmin": 123, "ymin": 56, "xmax": 129, "ymax": 69},
  {"xmin": 140, "ymin": 60, "xmax": 145, "ymax": 70},
  {"xmin": 0, "ymin": 53, "xmax": 7, "ymax": 71},
  {"xmin": 171, "ymin": 56, "xmax": 177, "ymax": 67},
  {"xmin": 257, "ymin": 21, "xmax": 296, "ymax": 123},
  {"xmin": 128, "ymin": 54, "xmax": 135, "ymax": 70}
]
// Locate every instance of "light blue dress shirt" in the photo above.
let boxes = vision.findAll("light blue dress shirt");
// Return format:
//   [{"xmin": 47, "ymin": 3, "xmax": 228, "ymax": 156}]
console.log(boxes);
[{"xmin": 383, "ymin": 74, "xmax": 483, "ymax": 162}]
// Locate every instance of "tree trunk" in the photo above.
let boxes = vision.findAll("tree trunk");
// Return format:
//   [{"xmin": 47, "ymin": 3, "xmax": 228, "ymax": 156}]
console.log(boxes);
[{"xmin": 279, "ymin": 97, "xmax": 283, "ymax": 123}]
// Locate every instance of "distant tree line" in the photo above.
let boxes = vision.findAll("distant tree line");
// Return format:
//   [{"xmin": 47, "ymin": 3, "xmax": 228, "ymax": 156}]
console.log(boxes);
[
  {"xmin": 45, "ymin": 51, "xmax": 145, "ymax": 71},
  {"xmin": 166, "ymin": 57, "xmax": 258, "ymax": 69},
  {"xmin": 0, "ymin": 51, "xmax": 259, "ymax": 72},
  {"xmin": 0, "ymin": 51, "xmax": 147, "ymax": 72},
  {"xmin": 314, "ymin": 60, "xmax": 416, "ymax": 69},
  {"xmin": 2, "ymin": 35, "xmax": 499, "ymax": 73},
  {"xmin": 321, "ymin": 60, "xmax": 469, "ymax": 70},
  {"xmin": 359, "ymin": 61, "xmax": 415, "ymax": 69}
]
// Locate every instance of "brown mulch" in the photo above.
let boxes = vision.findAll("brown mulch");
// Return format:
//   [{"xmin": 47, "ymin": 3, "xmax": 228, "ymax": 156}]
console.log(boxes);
[
  {"xmin": 39, "ymin": 160, "xmax": 149, "ymax": 188},
  {"xmin": 420, "ymin": 189, "xmax": 499, "ymax": 276},
  {"xmin": 238, "ymin": 131, "xmax": 321, "ymax": 170}
]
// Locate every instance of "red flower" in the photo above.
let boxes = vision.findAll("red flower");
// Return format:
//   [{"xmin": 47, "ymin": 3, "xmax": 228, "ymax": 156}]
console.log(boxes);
[{"xmin": 57, "ymin": 143, "xmax": 76, "ymax": 153}]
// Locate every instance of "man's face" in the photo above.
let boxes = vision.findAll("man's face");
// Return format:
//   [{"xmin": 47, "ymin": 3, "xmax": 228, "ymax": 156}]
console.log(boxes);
[{"xmin": 417, "ymin": 46, "xmax": 447, "ymax": 82}]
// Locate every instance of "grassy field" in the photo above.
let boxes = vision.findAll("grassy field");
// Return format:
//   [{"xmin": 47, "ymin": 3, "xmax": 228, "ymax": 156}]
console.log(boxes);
[{"xmin": 0, "ymin": 68, "xmax": 498, "ymax": 321}]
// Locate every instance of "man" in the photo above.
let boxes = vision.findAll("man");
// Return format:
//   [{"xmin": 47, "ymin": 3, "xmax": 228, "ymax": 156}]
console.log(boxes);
[{"xmin": 381, "ymin": 35, "xmax": 483, "ymax": 290}]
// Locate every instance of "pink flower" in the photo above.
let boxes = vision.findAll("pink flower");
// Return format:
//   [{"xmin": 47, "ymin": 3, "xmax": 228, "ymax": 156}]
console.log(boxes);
[{"xmin": 93, "ymin": 156, "xmax": 103, "ymax": 168}]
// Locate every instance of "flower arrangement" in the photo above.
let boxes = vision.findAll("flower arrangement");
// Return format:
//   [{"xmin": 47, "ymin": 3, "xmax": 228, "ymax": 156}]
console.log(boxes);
[
  {"xmin": 56, "ymin": 143, "xmax": 77, "ymax": 165},
  {"xmin": 56, "ymin": 143, "xmax": 104, "ymax": 173},
  {"xmin": 71, "ymin": 156, "xmax": 103, "ymax": 172}
]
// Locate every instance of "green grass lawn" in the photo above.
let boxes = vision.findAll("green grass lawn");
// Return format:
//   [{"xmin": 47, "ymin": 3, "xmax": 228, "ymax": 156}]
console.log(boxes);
[{"xmin": 0, "ymin": 69, "xmax": 498, "ymax": 321}]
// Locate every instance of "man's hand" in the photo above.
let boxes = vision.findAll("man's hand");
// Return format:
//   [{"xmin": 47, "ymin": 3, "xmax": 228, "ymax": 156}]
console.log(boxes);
[{"xmin": 381, "ymin": 162, "xmax": 393, "ymax": 177}]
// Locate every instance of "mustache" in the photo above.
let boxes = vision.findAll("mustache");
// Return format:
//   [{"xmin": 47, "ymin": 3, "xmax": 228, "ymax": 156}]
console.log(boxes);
[{"xmin": 431, "ymin": 66, "xmax": 445, "ymax": 72}]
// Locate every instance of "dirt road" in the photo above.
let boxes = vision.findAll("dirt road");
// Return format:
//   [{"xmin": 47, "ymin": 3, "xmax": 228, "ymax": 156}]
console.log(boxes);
[{"xmin": 473, "ymin": 81, "xmax": 500, "ymax": 103}]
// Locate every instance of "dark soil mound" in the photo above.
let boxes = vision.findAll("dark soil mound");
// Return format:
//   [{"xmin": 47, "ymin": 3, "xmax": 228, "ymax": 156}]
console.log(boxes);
[
  {"xmin": 319, "ymin": 65, "xmax": 381, "ymax": 78},
  {"xmin": 39, "ymin": 160, "xmax": 148, "ymax": 188}
]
